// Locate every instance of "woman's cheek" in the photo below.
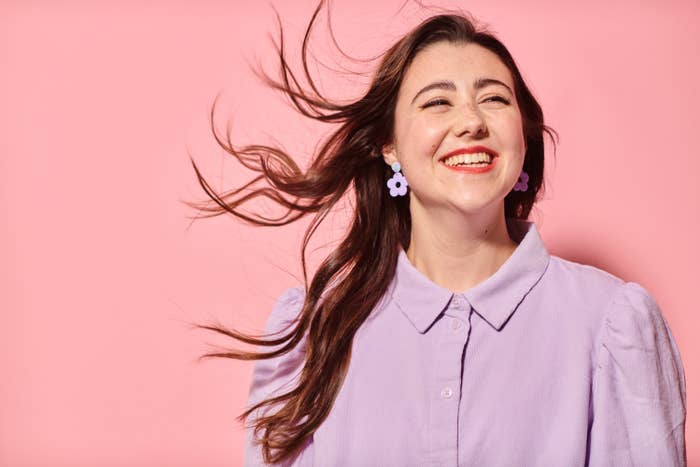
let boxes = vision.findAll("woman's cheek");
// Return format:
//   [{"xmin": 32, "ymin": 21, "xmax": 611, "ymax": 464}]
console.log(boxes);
[{"xmin": 412, "ymin": 127, "xmax": 445, "ymax": 160}]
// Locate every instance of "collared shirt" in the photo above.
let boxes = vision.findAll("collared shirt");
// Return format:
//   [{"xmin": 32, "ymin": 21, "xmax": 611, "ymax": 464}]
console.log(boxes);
[{"xmin": 243, "ymin": 219, "xmax": 687, "ymax": 467}]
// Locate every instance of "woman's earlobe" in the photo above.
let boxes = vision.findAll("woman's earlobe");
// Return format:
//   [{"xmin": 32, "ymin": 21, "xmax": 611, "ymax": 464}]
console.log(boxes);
[{"xmin": 381, "ymin": 144, "xmax": 397, "ymax": 166}]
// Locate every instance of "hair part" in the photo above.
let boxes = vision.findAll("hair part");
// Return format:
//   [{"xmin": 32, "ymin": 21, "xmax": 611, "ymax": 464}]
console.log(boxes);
[{"xmin": 186, "ymin": 1, "xmax": 558, "ymax": 463}]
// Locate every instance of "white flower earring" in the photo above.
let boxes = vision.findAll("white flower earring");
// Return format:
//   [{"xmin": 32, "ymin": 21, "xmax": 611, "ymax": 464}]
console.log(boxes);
[{"xmin": 387, "ymin": 161, "xmax": 408, "ymax": 197}]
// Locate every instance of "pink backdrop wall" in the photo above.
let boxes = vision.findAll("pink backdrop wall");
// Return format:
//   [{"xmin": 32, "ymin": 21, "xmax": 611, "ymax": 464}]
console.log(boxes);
[{"xmin": 2, "ymin": 0, "xmax": 698, "ymax": 465}]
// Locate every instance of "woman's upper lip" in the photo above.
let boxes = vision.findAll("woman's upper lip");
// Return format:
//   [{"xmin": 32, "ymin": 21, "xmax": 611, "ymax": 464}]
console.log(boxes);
[{"xmin": 440, "ymin": 145, "xmax": 499, "ymax": 161}]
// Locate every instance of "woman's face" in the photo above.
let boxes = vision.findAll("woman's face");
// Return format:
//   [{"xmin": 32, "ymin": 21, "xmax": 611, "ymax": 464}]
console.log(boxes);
[{"xmin": 383, "ymin": 41, "xmax": 526, "ymax": 216}]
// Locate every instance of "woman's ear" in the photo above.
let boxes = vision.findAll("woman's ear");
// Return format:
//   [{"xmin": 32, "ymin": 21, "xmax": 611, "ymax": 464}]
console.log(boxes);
[{"xmin": 381, "ymin": 143, "xmax": 397, "ymax": 166}]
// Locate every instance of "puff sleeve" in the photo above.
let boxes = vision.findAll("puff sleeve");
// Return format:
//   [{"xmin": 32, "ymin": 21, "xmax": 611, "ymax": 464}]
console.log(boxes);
[
  {"xmin": 243, "ymin": 286, "xmax": 312, "ymax": 467},
  {"xmin": 588, "ymin": 282, "xmax": 687, "ymax": 466}
]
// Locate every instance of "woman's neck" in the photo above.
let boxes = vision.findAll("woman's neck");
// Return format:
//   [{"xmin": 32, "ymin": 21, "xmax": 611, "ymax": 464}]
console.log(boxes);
[{"xmin": 405, "ymin": 202, "xmax": 518, "ymax": 293}]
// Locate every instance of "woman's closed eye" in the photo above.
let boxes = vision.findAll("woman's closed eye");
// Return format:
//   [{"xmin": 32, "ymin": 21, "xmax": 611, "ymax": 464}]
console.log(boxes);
[
  {"xmin": 421, "ymin": 96, "xmax": 510, "ymax": 109},
  {"xmin": 421, "ymin": 98, "xmax": 450, "ymax": 108},
  {"xmin": 483, "ymin": 96, "xmax": 510, "ymax": 104}
]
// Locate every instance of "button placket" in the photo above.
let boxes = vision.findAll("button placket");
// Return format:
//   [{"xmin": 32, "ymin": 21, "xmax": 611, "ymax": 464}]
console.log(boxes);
[
  {"xmin": 447, "ymin": 294, "xmax": 467, "ymax": 331},
  {"xmin": 428, "ymin": 294, "xmax": 470, "ymax": 467}
]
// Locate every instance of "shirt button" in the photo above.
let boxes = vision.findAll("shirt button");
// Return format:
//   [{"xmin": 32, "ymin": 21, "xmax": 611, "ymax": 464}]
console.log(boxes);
[
  {"xmin": 451, "ymin": 295, "xmax": 466, "ymax": 308},
  {"xmin": 451, "ymin": 319, "xmax": 462, "ymax": 330},
  {"xmin": 440, "ymin": 387, "xmax": 453, "ymax": 398}
]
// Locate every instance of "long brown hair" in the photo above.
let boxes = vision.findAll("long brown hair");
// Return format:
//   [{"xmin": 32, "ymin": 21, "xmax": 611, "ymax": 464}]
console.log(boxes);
[{"xmin": 187, "ymin": 1, "xmax": 558, "ymax": 463}]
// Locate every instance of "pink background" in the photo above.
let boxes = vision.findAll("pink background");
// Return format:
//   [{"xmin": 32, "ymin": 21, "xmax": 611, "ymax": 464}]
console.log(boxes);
[{"xmin": 2, "ymin": 0, "xmax": 698, "ymax": 465}]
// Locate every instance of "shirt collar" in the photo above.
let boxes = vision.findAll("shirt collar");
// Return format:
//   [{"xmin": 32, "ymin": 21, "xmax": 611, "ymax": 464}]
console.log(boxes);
[{"xmin": 391, "ymin": 218, "xmax": 551, "ymax": 333}]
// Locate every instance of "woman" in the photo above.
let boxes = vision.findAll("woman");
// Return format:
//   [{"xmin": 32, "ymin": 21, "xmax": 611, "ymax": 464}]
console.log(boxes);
[{"xmin": 189, "ymin": 2, "xmax": 687, "ymax": 465}]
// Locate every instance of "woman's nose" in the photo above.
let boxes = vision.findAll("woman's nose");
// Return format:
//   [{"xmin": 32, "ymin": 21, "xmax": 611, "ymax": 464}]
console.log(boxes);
[{"xmin": 453, "ymin": 105, "xmax": 488, "ymax": 137}]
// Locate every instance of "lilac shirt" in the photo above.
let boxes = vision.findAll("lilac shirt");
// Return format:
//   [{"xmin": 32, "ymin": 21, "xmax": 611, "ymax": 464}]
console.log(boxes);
[{"xmin": 244, "ymin": 219, "xmax": 687, "ymax": 466}]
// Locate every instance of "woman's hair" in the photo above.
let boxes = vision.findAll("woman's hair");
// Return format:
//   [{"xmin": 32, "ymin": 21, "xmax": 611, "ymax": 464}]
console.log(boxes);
[{"xmin": 188, "ymin": 1, "xmax": 557, "ymax": 464}]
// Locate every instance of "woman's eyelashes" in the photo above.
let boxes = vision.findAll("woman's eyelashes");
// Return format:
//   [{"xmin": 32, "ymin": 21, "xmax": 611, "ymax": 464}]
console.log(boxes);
[
  {"xmin": 484, "ymin": 96, "xmax": 510, "ymax": 104},
  {"xmin": 421, "ymin": 96, "xmax": 510, "ymax": 108},
  {"xmin": 422, "ymin": 98, "xmax": 450, "ymax": 108}
]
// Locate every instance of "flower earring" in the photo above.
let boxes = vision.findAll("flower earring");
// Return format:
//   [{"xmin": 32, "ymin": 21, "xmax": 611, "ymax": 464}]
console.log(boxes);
[
  {"xmin": 513, "ymin": 169, "xmax": 529, "ymax": 192},
  {"xmin": 387, "ymin": 161, "xmax": 408, "ymax": 197}
]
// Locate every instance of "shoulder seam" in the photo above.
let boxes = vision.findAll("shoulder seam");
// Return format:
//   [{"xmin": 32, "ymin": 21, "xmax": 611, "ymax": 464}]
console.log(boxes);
[{"xmin": 591, "ymin": 281, "xmax": 628, "ymax": 394}]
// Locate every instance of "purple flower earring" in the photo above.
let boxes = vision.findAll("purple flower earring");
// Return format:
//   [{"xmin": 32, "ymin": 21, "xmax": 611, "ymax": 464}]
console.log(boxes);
[
  {"xmin": 513, "ymin": 169, "xmax": 529, "ymax": 192},
  {"xmin": 387, "ymin": 161, "xmax": 408, "ymax": 197}
]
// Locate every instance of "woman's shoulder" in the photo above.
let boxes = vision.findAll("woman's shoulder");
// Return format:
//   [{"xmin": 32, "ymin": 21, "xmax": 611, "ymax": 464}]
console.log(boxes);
[
  {"xmin": 539, "ymin": 255, "xmax": 675, "ymax": 342},
  {"xmin": 543, "ymin": 255, "xmax": 627, "ymax": 309},
  {"xmin": 250, "ymin": 286, "xmax": 308, "ymax": 391},
  {"xmin": 547, "ymin": 254, "xmax": 625, "ymax": 288},
  {"xmin": 543, "ymin": 256, "xmax": 681, "ymax": 368},
  {"xmin": 264, "ymin": 285, "xmax": 306, "ymax": 331}
]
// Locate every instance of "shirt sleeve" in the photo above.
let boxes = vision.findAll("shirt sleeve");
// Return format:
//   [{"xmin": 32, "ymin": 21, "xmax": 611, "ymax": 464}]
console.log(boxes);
[
  {"xmin": 588, "ymin": 281, "xmax": 687, "ymax": 466},
  {"xmin": 243, "ymin": 286, "xmax": 311, "ymax": 467}
]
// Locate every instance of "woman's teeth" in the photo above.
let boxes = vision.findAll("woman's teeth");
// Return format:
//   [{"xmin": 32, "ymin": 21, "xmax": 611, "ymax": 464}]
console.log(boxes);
[{"xmin": 442, "ymin": 152, "xmax": 493, "ymax": 166}]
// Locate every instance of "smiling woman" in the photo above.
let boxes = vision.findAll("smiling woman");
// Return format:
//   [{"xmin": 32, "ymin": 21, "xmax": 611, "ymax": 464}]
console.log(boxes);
[
  {"xmin": 186, "ymin": 1, "xmax": 687, "ymax": 466},
  {"xmin": 381, "ymin": 40, "xmax": 530, "ymax": 290}
]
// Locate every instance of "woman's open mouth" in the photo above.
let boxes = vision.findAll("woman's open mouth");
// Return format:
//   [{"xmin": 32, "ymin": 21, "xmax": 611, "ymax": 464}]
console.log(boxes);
[{"xmin": 440, "ymin": 151, "xmax": 496, "ymax": 174}]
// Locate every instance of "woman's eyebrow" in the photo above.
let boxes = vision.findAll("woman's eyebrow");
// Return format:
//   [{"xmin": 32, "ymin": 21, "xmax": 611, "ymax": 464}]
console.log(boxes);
[
  {"xmin": 473, "ymin": 77, "xmax": 513, "ymax": 96},
  {"xmin": 410, "ymin": 77, "xmax": 513, "ymax": 104},
  {"xmin": 410, "ymin": 80, "xmax": 456, "ymax": 104}
]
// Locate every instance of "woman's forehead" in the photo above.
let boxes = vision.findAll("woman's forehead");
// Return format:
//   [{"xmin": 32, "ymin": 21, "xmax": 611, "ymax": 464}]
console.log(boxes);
[{"xmin": 402, "ymin": 42, "xmax": 513, "ymax": 92}]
